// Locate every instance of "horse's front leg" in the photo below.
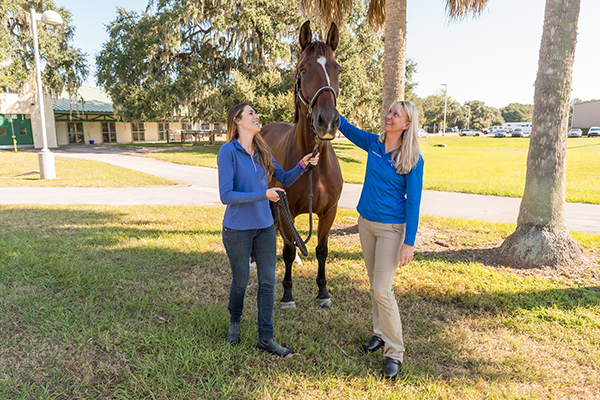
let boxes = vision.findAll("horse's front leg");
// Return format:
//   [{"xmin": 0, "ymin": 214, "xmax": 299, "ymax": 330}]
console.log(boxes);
[
  {"xmin": 280, "ymin": 240, "xmax": 297, "ymax": 309},
  {"xmin": 316, "ymin": 206, "xmax": 337, "ymax": 308}
]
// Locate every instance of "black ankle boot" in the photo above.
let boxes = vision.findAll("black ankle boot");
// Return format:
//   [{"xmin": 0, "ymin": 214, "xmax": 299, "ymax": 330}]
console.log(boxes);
[
  {"xmin": 256, "ymin": 338, "xmax": 293, "ymax": 357},
  {"xmin": 226, "ymin": 322, "xmax": 240, "ymax": 344},
  {"xmin": 362, "ymin": 336, "xmax": 385, "ymax": 352},
  {"xmin": 382, "ymin": 357, "xmax": 402, "ymax": 379}
]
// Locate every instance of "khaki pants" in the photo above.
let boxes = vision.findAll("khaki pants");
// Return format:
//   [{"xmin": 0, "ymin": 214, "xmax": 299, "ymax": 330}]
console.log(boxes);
[{"xmin": 358, "ymin": 215, "xmax": 405, "ymax": 362}]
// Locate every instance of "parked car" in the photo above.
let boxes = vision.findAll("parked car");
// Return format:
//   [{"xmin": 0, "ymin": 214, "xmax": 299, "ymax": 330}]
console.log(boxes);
[
  {"xmin": 494, "ymin": 129, "xmax": 508, "ymax": 138},
  {"xmin": 459, "ymin": 129, "xmax": 480, "ymax": 136},
  {"xmin": 445, "ymin": 126, "xmax": 459, "ymax": 133},
  {"xmin": 568, "ymin": 128, "xmax": 582, "ymax": 137},
  {"xmin": 418, "ymin": 128, "xmax": 428, "ymax": 138},
  {"xmin": 511, "ymin": 128, "xmax": 524, "ymax": 137},
  {"xmin": 483, "ymin": 126, "xmax": 502, "ymax": 135},
  {"xmin": 588, "ymin": 127, "xmax": 600, "ymax": 137}
]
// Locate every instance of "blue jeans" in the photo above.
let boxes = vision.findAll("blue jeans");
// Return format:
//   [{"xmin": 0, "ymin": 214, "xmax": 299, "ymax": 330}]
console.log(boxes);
[{"xmin": 222, "ymin": 224, "xmax": 277, "ymax": 341}]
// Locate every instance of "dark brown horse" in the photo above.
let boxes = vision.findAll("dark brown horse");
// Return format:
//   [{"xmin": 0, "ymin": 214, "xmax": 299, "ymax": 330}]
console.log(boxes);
[{"xmin": 260, "ymin": 21, "xmax": 343, "ymax": 309}]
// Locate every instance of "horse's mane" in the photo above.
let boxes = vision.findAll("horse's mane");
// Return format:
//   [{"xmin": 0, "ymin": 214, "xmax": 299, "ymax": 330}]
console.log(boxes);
[{"xmin": 293, "ymin": 41, "xmax": 335, "ymax": 124}]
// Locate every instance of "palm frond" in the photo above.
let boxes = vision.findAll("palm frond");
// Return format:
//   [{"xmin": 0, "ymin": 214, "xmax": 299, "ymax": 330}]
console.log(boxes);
[
  {"xmin": 299, "ymin": 0, "xmax": 353, "ymax": 27},
  {"xmin": 367, "ymin": 0, "xmax": 386, "ymax": 30},
  {"xmin": 445, "ymin": 0, "xmax": 491, "ymax": 20}
]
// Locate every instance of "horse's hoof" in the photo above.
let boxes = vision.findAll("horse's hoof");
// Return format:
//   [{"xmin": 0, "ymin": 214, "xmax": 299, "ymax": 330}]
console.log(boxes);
[
  {"xmin": 318, "ymin": 298, "xmax": 332, "ymax": 308},
  {"xmin": 280, "ymin": 301, "xmax": 296, "ymax": 310}
]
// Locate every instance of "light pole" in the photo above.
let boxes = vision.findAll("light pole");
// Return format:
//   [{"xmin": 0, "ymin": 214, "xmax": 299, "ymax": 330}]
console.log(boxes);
[
  {"xmin": 465, "ymin": 104, "xmax": 471, "ymax": 130},
  {"xmin": 441, "ymin": 84, "xmax": 448, "ymax": 136},
  {"xmin": 30, "ymin": 8, "xmax": 63, "ymax": 179}
]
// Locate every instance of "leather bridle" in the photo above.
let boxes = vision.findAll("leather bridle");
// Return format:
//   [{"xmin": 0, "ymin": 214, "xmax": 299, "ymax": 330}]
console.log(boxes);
[{"xmin": 295, "ymin": 71, "xmax": 337, "ymax": 120}]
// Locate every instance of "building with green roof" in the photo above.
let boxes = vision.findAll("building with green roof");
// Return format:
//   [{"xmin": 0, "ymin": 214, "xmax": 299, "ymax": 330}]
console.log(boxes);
[{"xmin": 2, "ymin": 85, "xmax": 221, "ymax": 149}]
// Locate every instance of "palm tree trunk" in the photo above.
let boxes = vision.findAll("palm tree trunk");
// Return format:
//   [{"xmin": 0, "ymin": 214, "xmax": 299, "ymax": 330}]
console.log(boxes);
[
  {"xmin": 380, "ymin": 0, "xmax": 407, "ymax": 120},
  {"xmin": 500, "ymin": 0, "xmax": 583, "ymax": 268}
]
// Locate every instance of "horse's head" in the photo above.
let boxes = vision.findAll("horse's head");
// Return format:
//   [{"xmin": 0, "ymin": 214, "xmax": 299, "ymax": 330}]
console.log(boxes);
[{"xmin": 294, "ymin": 21, "xmax": 341, "ymax": 140}]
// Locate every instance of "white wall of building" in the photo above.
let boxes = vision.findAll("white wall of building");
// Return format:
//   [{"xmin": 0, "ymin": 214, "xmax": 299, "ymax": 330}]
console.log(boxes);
[
  {"xmin": 572, "ymin": 100, "xmax": 600, "ymax": 128},
  {"xmin": 0, "ymin": 90, "xmax": 58, "ymax": 148}
]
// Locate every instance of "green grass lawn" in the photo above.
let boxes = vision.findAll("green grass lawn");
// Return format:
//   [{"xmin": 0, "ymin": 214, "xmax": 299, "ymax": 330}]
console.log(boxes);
[
  {"xmin": 145, "ymin": 136, "xmax": 600, "ymax": 204},
  {"xmin": 4, "ymin": 136, "xmax": 599, "ymax": 204},
  {"xmin": 1, "ymin": 205, "xmax": 598, "ymax": 399},
  {"xmin": 420, "ymin": 136, "xmax": 600, "ymax": 204},
  {"xmin": 0, "ymin": 152, "xmax": 176, "ymax": 187}
]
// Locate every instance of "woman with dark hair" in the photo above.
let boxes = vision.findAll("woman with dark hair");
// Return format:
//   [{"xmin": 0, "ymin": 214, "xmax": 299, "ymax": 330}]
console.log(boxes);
[
  {"xmin": 217, "ymin": 103, "xmax": 319, "ymax": 357},
  {"xmin": 338, "ymin": 100, "xmax": 424, "ymax": 378}
]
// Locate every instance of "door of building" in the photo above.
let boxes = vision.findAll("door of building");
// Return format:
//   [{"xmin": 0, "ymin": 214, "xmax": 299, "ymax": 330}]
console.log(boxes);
[{"xmin": 0, "ymin": 114, "xmax": 34, "ymax": 146}]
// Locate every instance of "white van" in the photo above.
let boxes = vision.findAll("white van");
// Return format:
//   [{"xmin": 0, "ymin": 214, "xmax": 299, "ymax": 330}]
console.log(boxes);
[
  {"xmin": 503, "ymin": 122, "xmax": 532, "ymax": 134},
  {"xmin": 483, "ymin": 126, "xmax": 502, "ymax": 134}
]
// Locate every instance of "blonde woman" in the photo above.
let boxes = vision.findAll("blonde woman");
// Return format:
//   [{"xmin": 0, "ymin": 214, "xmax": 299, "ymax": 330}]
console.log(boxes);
[
  {"xmin": 338, "ymin": 100, "xmax": 424, "ymax": 378},
  {"xmin": 217, "ymin": 103, "xmax": 318, "ymax": 356}
]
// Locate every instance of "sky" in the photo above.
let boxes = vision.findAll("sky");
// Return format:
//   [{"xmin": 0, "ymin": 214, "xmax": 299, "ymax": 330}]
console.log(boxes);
[{"xmin": 55, "ymin": 0, "xmax": 599, "ymax": 109}]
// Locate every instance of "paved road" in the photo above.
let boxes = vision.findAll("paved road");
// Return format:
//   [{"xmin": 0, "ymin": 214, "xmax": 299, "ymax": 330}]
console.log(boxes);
[{"xmin": 2, "ymin": 145, "xmax": 599, "ymax": 234}]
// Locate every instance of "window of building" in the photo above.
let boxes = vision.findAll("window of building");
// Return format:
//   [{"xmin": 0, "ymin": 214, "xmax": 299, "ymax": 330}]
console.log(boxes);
[
  {"xmin": 68, "ymin": 122, "xmax": 84, "ymax": 143},
  {"xmin": 131, "ymin": 122, "xmax": 145, "ymax": 141},
  {"xmin": 158, "ymin": 123, "xmax": 169, "ymax": 141},
  {"xmin": 102, "ymin": 122, "xmax": 117, "ymax": 143}
]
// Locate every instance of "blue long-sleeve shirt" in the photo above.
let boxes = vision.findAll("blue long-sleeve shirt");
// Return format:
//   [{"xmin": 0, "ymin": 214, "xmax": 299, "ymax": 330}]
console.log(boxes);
[
  {"xmin": 338, "ymin": 116, "xmax": 424, "ymax": 246},
  {"xmin": 217, "ymin": 139, "xmax": 306, "ymax": 230}
]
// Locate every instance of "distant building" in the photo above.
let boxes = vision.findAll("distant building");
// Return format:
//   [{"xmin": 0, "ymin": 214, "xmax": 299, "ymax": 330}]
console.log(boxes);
[
  {"xmin": 1, "ymin": 85, "xmax": 56, "ymax": 149},
  {"xmin": 2, "ymin": 85, "xmax": 222, "ymax": 149},
  {"xmin": 572, "ymin": 100, "xmax": 600, "ymax": 128}
]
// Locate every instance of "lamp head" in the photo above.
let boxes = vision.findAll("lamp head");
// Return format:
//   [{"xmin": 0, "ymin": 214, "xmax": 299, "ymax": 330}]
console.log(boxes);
[{"xmin": 41, "ymin": 10, "xmax": 63, "ymax": 26}]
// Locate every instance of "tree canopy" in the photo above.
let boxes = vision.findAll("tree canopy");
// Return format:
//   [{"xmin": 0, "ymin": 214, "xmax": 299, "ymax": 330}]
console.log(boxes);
[
  {"xmin": 465, "ymin": 100, "xmax": 504, "ymax": 131},
  {"xmin": 96, "ymin": 0, "xmax": 302, "ymax": 123},
  {"xmin": 500, "ymin": 102, "xmax": 533, "ymax": 122},
  {"xmin": 96, "ymin": 0, "xmax": 417, "ymax": 128},
  {"xmin": 0, "ymin": 0, "xmax": 88, "ymax": 98}
]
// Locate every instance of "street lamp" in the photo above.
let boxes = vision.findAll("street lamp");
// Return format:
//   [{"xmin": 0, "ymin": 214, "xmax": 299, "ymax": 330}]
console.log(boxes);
[
  {"xmin": 30, "ymin": 8, "xmax": 63, "ymax": 180},
  {"xmin": 441, "ymin": 84, "xmax": 448, "ymax": 136},
  {"xmin": 465, "ymin": 104, "xmax": 471, "ymax": 130}
]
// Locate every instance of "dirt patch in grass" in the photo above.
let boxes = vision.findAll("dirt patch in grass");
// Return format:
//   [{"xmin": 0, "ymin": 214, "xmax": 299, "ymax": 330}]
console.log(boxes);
[{"xmin": 328, "ymin": 218, "xmax": 600, "ymax": 284}]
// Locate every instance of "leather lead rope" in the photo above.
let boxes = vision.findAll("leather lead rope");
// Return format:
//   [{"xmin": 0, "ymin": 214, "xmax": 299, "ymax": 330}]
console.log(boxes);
[{"xmin": 271, "ymin": 152, "xmax": 318, "ymax": 257}]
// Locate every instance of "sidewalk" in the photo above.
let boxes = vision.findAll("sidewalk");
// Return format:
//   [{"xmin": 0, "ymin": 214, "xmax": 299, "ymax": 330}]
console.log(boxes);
[{"xmin": 2, "ymin": 145, "xmax": 599, "ymax": 234}]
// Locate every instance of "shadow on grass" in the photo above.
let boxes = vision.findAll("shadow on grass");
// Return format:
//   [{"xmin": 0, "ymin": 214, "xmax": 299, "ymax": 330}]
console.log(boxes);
[
  {"xmin": 337, "ymin": 155, "xmax": 362, "ymax": 164},
  {"xmin": 1, "ymin": 206, "xmax": 599, "ymax": 398}
]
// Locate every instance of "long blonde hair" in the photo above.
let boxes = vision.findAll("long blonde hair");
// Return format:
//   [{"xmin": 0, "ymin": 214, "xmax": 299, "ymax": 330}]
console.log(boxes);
[
  {"xmin": 226, "ymin": 103, "xmax": 275, "ymax": 180},
  {"xmin": 379, "ymin": 100, "xmax": 422, "ymax": 174}
]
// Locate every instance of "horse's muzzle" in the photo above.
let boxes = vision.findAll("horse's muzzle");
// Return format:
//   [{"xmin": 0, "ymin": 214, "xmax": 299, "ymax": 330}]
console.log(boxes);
[{"xmin": 313, "ymin": 110, "xmax": 340, "ymax": 140}]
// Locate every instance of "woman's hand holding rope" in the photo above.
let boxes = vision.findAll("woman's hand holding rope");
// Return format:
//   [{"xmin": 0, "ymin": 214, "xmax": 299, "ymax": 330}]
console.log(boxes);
[{"xmin": 301, "ymin": 152, "xmax": 320, "ymax": 168}]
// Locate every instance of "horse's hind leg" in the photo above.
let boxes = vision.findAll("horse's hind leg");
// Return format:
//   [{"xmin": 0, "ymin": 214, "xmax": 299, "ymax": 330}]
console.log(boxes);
[
  {"xmin": 316, "ymin": 206, "xmax": 337, "ymax": 308},
  {"xmin": 280, "ymin": 241, "xmax": 297, "ymax": 309}
]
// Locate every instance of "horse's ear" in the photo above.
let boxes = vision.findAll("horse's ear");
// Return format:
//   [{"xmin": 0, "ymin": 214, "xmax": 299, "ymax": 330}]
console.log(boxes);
[
  {"xmin": 299, "ymin": 21, "xmax": 312, "ymax": 50},
  {"xmin": 326, "ymin": 22, "xmax": 339, "ymax": 51}
]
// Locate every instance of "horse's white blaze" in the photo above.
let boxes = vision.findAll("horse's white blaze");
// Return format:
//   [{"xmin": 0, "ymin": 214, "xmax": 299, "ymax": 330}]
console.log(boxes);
[{"xmin": 317, "ymin": 56, "xmax": 330, "ymax": 86}]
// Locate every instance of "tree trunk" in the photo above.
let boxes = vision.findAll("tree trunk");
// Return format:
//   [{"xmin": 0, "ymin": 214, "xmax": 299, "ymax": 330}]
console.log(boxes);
[
  {"xmin": 500, "ymin": 0, "xmax": 583, "ymax": 268},
  {"xmin": 380, "ymin": 0, "xmax": 407, "ymax": 122}
]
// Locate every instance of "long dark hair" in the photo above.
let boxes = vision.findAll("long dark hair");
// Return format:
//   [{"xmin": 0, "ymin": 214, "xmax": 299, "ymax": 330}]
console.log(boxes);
[{"xmin": 226, "ymin": 103, "xmax": 275, "ymax": 179}]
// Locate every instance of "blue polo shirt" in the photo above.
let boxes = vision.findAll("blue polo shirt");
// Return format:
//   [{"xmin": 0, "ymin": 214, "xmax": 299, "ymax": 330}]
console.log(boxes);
[
  {"xmin": 217, "ymin": 139, "xmax": 306, "ymax": 230},
  {"xmin": 338, "ymin": 116, "xmax": 424, "ymax": 246}
]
